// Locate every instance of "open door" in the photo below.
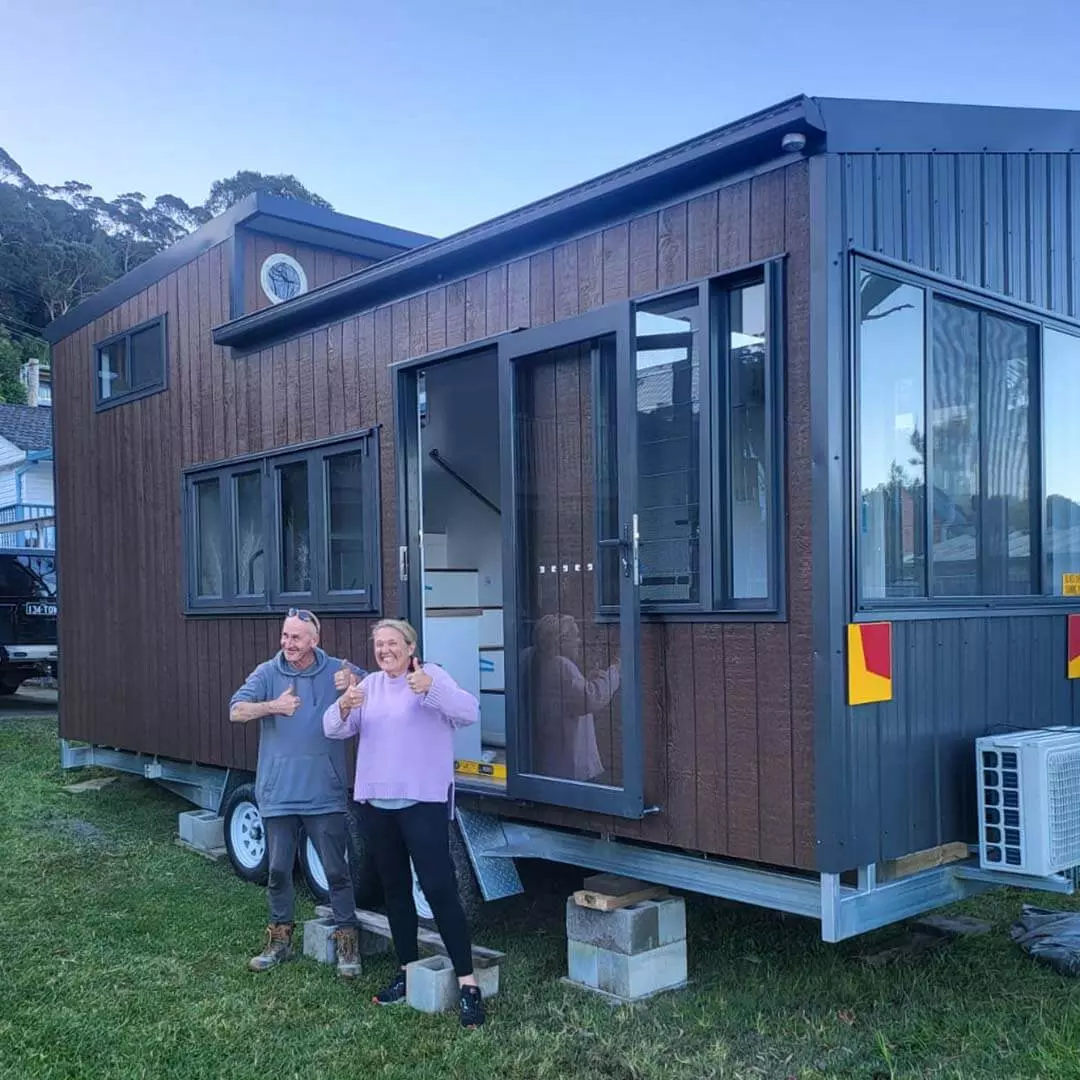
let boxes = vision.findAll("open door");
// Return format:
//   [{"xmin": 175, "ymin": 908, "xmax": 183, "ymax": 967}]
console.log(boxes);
[{"xmin": 499, "ymin": 307, "xmax": 644, "ymax": 818}]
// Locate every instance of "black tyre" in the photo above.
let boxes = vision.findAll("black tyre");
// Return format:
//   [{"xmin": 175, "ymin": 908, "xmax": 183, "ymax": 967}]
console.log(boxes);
[
  {"xmin": 298, "ymin": 802, "xmax": 383, "ymax": 909},
  {"xmin": 0, "ymin": 678, "xmax": 23, "ymax": 696},
  {"xmin": 222, "ymin": 783, "xmax": 268, "ymax": 885}
]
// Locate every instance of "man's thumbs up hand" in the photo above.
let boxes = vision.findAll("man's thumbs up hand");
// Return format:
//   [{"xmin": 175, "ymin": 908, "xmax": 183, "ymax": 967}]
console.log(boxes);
[{"xmin": 273, "ymin": 683, "xmax": 301, "ymax": 717}]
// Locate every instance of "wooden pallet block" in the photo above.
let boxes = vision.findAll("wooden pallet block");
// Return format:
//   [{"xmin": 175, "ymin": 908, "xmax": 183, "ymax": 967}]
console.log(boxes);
[
  {"xmin": 315, "ymin": 905, "xmax": 505, "ymax": 969},
  {"xmin": 572, "ymin": 877, "xmax": 670, "ymax": 912},
  {"xmin": 877, "ymin": 841, "xmax": 971, "ymax": 882}
]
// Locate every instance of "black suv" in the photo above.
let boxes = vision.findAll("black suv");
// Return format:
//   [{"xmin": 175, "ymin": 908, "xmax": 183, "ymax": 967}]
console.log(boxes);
[{"xmin": 0, "ymin": 548, "xmax": 57, "ymax": 694}]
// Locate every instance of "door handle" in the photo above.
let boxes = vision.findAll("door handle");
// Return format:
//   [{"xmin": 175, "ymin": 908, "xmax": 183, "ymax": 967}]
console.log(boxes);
[{"xmin": 619, "ymin": 516, "xmax": 641, "ymax": 586}]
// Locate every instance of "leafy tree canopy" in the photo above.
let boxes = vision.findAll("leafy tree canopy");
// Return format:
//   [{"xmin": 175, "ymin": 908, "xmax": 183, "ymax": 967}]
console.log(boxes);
[{"xmin": 0, "ymin": 152, "xmax": 332, "ymax": 335}]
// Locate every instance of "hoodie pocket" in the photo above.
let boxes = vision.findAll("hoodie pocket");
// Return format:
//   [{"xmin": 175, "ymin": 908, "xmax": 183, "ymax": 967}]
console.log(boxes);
[
  {"xmin": 256, "ymin": 756, "xmax": 285, "ymax": 804},
  {"xmin": 273, "ymin": 754, "xmax": 345, "ymax": 808}
]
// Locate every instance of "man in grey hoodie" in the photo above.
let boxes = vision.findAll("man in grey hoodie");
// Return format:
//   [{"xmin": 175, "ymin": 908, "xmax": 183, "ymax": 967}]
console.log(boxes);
[{"xmin": 229, "ymin": 609, "xmax": 365, "ymax": 976}]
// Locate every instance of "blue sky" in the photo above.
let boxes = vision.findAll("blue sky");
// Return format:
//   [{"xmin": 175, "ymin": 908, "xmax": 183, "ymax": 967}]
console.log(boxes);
[{"xmin": 3, "ymin": 0, "xmax": 1079, "ymax": 238}]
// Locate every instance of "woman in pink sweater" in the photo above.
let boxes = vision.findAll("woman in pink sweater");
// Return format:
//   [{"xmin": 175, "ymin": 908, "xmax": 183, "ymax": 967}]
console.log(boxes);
[{"xmin": 322, "ymin": 618, "xmax": 484, "ymax": 1028}]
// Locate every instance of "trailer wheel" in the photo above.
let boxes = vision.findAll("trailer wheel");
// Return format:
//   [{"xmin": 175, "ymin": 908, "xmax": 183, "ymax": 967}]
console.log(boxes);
[
  {"xmin": 297, "ymin": 803, "xmax": 382, "ymax": 909},
  {"xmin": 223, "ymin": 784, "xmax": 268, "ymax": 885},
  {"xmin": 412, "ymin": 818, "xmax": 484, "ymax": 926}
]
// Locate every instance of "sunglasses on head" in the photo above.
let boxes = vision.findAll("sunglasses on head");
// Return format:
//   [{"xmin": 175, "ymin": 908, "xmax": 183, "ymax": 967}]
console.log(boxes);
[{"xmin": 287, "ymin": 608, "xmax": 321, "ymax": 634}]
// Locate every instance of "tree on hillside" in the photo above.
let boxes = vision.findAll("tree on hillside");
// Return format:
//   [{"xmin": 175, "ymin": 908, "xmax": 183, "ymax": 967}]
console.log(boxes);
[
  {"xmin": 0, "ymin": 327, "xmax": 32, "ymax": 405},
  {"xmin": 204, "ymin": 170, "xmax": 333, "ymax": 216},
  {"xmin": 0, "ymin": 151, "xmax": 332, "ymax": 334}
]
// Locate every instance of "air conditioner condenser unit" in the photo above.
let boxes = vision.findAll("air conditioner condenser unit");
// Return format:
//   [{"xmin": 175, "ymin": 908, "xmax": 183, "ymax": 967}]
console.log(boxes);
[{"xmin": 976, "ymin": 728, "xmax": 1080, "ymax": 877}]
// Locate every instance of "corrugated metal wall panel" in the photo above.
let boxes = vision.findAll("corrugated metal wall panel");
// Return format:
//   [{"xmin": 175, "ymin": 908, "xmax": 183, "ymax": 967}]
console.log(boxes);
[
  {"xmin": 841, "ymin": 150, "xmax": 1080, "ymax": 317},
  {"xmin": 828, "ymin": 617, "xmax": 1079, "ymax": 868},
  {"xmin": 819, "ymin": 151, "xmax": 1080, "ymax": 872}
]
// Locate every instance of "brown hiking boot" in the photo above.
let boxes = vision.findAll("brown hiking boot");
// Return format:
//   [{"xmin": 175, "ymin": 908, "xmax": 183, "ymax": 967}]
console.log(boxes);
[
  {"xmin": 332, "ymin": 927, "xmax": 361, "ymax": 979},
  {"xmin": 248, "ymin": 923, "xmax": 294, "ymax": 972}
]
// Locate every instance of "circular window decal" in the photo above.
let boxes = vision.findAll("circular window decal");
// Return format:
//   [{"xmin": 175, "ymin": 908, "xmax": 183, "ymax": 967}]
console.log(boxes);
[{"xmin": 260, "ymin": 253, "xmax": 308, "ymax": 304}]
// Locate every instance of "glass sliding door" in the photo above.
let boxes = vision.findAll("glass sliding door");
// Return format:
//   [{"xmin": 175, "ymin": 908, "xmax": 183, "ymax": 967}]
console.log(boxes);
[{"xmin": 499, "ymin": 307, "xmax": 644, "ymax": 818}]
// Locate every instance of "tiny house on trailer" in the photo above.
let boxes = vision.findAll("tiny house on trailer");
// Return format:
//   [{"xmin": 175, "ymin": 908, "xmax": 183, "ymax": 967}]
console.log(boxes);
[{"xmin": 49, "ymin": 96, "xmax": 1080, "ymax": 942}]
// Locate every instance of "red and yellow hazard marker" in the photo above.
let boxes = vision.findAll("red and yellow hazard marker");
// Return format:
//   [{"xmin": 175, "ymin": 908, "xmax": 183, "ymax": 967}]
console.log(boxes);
[
  {"xmin": 1068, "ymin": 615, "xmax": 1080, "ymax": 681},
  {"xmin": 848, "ymin": 622, "xmax": 893, "ymax": 705}
]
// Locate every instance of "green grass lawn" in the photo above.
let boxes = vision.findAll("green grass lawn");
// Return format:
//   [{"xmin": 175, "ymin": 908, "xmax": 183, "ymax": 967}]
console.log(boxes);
[{"xmin": 4, "ymin": 714, "xmax": 1080, "ymax": 1080}]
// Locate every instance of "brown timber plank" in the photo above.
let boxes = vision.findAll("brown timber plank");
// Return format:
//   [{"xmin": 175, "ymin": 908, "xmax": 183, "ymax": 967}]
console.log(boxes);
[
  {"xmin": 465, "ymin": 274, "xmax": 486, "ymax": 341},
  {"xmin": 692, "ymin": 623, "xmax": 727, "ymax": 855},
  {"xmin": 446, "ymin": 280, "xmax": 466, "ymax": 346},
  {"xmin": 657, "ymin": 202, "xmax": 688, "ymax": 289},
  {"xmin": 577, "ymin": 232, "xmax": 603, "ymax": 314},
  {"xmin": 664, "ymin": 623, "xmax": 697, "ymax": 850},
  {"xmin": 628, "ymin": 214, "xmax": 658, "ymax": 296},
  {"xmin": 717, "ymin": 180, "xmax": 751, "ymax": 270},
  {"xmin": 688, "ymin": 192, "xmax": 720, "ymax": 279},
  {"xmin": 723, "ymin": 624, "xmax": 760, "ymax": 860},
  {"xmin": 784, "ymin": 160, "xmax": 815, "ymax": 867}
]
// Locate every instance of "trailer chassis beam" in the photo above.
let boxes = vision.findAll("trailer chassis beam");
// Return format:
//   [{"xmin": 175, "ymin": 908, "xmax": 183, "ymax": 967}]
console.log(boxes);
[
  {"xmin": 60, "ymin": 738, "xmax": 233, "ymax": 813},
  {"xmin": 488, "ymin": 819, "xmax": 1074, "ymax": 941}
]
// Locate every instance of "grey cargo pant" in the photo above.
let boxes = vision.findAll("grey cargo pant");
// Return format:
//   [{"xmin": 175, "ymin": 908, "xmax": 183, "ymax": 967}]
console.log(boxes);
[{"xmin": 264, "ymin": 813, "xmax": 357, "ymax": 929}]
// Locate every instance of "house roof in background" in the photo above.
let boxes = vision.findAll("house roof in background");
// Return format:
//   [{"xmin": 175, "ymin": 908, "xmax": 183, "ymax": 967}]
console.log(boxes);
[
  {"xmin": 0, "ymin": 404, "xmax": 53, "ymax": 452},
  {"xmin": 43, "ymin": 193, "xmax": 436, "ymax": 345}
]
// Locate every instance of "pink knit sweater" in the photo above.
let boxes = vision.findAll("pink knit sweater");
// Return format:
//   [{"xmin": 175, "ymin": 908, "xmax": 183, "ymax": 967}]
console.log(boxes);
[{"xmin": 322, "ymin": 664, "xmax": 478, "ymax": 805}]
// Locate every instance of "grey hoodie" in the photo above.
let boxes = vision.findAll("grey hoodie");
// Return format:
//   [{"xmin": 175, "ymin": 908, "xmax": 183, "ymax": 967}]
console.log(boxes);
[{"xmin": 230, "ymin": 647, "xmax": 364, "ymax": 818}]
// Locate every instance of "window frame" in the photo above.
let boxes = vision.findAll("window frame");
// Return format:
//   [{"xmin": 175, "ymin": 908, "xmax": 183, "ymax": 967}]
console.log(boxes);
[
  {"xmin": 183, "ymin": 429, "xmax": 381, "ymax": 615},
  {"xmin": 852, "ymin": 253, "xmax": 1079, "ymax": 614},
  {"xmin": 94, "ymin": 315, "xmax": 168, "ymax": 411},
  {"xmin": 609, "ymin": 258, "xmax": 785, "ymax": 617}
]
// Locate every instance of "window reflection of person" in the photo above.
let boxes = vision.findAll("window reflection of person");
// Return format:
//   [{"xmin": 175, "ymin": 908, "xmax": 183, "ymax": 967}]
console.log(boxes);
[{"xmin": 522, "ymin": 613, "xmax": 620, "ymax": 783}]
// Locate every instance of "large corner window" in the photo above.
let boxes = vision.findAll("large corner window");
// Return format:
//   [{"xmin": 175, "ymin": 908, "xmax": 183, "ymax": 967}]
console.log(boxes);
[
  {"xmin": 613, "ymin": 261, "xmax": 782, "ymax": 614},
  {"xmin": 857, "ymin": 259, "xmax": 1078, "ymax": 606},
  {"xmin": 184, "ymin": 431, "xmax": 380, "ymax": 613},
  {"xmin": 95, "ymin": 316, "xmax": 167, "ymax": 409}
]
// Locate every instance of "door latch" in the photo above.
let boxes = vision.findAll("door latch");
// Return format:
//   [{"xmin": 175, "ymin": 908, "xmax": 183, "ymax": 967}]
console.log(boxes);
[{"xmin": 398, "ymin": 546, "xmax": 409, "ymax": 583}]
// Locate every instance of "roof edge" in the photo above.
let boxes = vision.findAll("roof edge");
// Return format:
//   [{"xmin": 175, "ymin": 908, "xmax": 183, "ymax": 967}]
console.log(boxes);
[
  {"xmin": 44, "ymin": 193, "xmax": 435, "ymax": 345},
  {"xmin": 215, "ymin": 95, "xmax": 823, "ymax": 350}
]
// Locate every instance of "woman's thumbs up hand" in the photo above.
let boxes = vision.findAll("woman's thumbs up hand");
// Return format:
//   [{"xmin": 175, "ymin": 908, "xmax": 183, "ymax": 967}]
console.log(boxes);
[{"xmin": 406, "ymin": 655, "xmax": 433, "ymax": 695}]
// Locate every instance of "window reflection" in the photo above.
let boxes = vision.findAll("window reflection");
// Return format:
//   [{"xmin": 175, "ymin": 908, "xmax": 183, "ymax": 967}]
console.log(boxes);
[
  {"xmin": 858, "ymin": 273, "xmax": 926, "ymax": 599},
  {"xmin": 729, "ymin": 282, "xmax": 769, "ymax": 599},
  {"xmin": 634, "ymin": 292, "xmax": 700, "ymax": 605},
  {"xmin": 1044, "ymin": 328, "xmax": 1080, "ymax": 593}
]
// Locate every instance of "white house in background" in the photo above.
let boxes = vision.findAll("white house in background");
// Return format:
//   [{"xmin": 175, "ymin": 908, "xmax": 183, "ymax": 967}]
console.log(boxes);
[{"xmin": 0, "ymin": 396, "xmax": 54, "ymax": 549}]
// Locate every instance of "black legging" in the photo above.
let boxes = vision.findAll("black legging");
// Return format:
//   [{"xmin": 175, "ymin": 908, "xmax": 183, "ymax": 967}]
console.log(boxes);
[{"xmin": 360, "ymin": 801, "xmax": 474, "ymax": 977}]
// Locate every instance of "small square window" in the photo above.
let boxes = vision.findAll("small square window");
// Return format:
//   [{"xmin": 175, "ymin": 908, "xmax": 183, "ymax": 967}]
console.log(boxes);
[{"xmin": 96, "ymin": 316, "xmax": 167, "ymax": 408}]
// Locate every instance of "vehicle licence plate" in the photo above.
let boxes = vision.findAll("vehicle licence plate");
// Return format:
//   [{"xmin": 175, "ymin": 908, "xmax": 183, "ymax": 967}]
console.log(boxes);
[{"xmin": 25, "ymin": 602, "xmax": 57, "ymax": 616}]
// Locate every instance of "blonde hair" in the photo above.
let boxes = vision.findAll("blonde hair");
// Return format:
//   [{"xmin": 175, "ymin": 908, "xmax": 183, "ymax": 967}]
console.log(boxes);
[{"xmin": 372, "ymin": 618, "xmax": 418, "ymax": 648}]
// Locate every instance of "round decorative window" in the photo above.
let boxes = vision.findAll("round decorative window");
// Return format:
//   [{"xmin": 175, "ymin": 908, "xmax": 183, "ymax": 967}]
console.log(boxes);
[{"xmin": 259, "ymin": 253, "xmax": 308, "ymax": 304}]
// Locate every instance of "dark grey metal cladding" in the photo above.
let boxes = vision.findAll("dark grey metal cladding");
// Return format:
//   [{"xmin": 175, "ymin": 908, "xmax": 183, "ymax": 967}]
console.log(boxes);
[
  {"xmin": 814, "ymin": 146, "xmax": 1080, "ymax": 873},
  {"xmin": 838, "ymin": 151, "xmax": 1080, "ymax": 317},
  {"xmin": 821, "ymin": 617, "xmax": 1080, "ymax": 871}
]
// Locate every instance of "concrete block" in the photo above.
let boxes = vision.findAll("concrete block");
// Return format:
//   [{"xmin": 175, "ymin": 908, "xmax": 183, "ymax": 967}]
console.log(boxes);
[
  {"xmin": 405, "ymin": 955, "xmax": 500, "ymax": 1013},
  {"xmin": 568, "ymin": 940, "xmax": 600, "ymax": 988},
  {"xmin": 596, "ymin": 940, "xmax": 687, "ymax": 1001},
  {"xmin": 303, "ymin": 918, "xmax": 337, "ymax": 965},
  {"xmin": 566, "ymin": 896, "xmax": 686, "ymax": 955},
  {"xmin": 178, "ymin": 810, "xmax": 224, "ymax": 853},
  {"xmin": 406, "ymin": 956, "xmax": 457, "ymax": 1014}
]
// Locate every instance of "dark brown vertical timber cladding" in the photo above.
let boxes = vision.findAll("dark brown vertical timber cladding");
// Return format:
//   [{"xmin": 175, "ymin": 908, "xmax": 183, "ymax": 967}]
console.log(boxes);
[
  {"xmin": 54, "ymin": 163, "xmax": 814, "ymax": 863},
  {"xmin": 785, "ymin": 162, "xmax": 815, "ymax": 867},
  {"xmin": 750, "ymin": 167, "xmax": 794, "ymax": 867},
  {"xmin": 375, "ymin": 306, "xmax": 397, "ymax": 614}
]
